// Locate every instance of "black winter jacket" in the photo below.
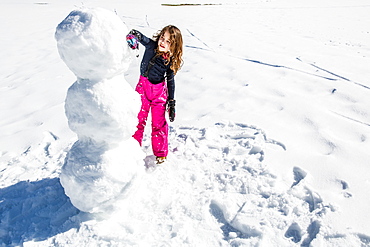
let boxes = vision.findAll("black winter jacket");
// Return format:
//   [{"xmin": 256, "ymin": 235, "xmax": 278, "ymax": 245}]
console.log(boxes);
[{"xmin": 131, "ymin": 30, "xmax": 175, "ymax": 100}]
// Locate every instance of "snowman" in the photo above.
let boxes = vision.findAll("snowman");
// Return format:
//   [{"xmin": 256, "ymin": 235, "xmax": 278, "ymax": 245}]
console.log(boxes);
[{"xmin": 55, "ymin": 7, "xmax": 144, "ymax": 213}]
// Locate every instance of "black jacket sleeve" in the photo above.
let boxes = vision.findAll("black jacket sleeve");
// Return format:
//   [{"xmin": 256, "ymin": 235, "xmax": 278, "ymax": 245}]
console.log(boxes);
[{"xmin": 166, "ymin": 69, "xmax": 175, "ymax": 100}]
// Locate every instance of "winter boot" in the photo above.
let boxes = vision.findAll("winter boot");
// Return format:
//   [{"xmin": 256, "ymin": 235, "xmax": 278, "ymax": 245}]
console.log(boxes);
[{"xmin": 156, "ymin": 156, "xmax": 166, "ymax": 164}]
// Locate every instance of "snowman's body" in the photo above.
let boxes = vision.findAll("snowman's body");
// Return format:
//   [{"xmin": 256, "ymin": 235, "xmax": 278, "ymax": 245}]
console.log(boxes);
[{"xmin": 55, "ymin": 7, "xmax": 144, "ymax": 213}]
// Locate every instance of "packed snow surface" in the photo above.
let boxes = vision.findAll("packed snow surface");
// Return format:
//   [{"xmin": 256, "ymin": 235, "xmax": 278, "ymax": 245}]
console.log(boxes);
[
  {"xmin": 55, "ymin": 7, "xmax": 132, "ymax": 81},
  {"xmin": 1, "ymin": 0, "xmax": 370, "ymax": 246},
  {"xmin": 55, "ymin": 7, "xmax": 144, "ymax": 214}
]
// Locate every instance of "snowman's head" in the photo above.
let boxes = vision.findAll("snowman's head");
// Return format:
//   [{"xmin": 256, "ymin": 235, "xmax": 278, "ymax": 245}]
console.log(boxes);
[{"xmin": 55, "ymin": 7, "xmax": 131, "ymax": 81}]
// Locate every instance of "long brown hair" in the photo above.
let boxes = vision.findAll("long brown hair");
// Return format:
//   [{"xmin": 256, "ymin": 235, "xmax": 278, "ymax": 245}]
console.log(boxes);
[{"xmin": 154, "ymin": 25, "xmax": 183, "ymax": 74}]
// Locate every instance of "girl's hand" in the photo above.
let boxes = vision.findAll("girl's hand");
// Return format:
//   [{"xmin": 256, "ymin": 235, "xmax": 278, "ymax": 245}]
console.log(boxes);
[
  {"xmin": 126, "ymin": 34, "xmax": 139, "ymax": 50},
  {"xmin": 129, "ymin": 29, "xmax": 142, "ymax": 40},
  {"xmin": 167, "ymin": 100, "xmax": 176, "ymax": 122}
]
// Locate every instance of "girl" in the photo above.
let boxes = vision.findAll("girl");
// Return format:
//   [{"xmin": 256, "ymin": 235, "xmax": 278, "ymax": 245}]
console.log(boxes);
[{"xmin": 127, "ymin": 25, "xmax": 183, "ymax": 164}]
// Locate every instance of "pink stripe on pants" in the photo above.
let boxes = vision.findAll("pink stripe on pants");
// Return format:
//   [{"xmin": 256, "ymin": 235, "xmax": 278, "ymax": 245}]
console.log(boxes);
[{"xmin": 133, "ymin": 76, "xmax": 168, "ymax": 157}]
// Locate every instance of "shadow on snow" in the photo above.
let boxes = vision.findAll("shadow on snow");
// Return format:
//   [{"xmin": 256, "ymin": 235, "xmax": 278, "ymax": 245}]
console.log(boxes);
[{"xmin": 0, "ymin": 178, "xmax": 80, "ymax": 246}]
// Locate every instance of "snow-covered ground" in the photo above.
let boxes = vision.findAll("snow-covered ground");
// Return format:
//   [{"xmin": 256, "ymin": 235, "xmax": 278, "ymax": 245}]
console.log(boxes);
[{"xmin": 1, "ymin": 0, "xmax": 370, "ymax": 246}]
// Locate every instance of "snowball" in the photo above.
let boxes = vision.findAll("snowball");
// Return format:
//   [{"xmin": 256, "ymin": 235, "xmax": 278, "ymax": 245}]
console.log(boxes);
[
  {"xmin": 65, "ymin": 75, "xmax": 140, "ymax": 145},
  {"xmin": 55, "ymin": 7, "xmax": 131, "ymax": 81},
  {"xmin": 60, "ymin": 138, "xmax": 145, "ymax": 213}
]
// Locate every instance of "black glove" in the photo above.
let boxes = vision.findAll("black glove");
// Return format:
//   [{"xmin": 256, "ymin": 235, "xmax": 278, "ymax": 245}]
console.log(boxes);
[
  {"xmin": 126, "ymin": 30, "xmax": 141, "ymax": 50},
  {"xmin": 129, "ymin": 29, "xmax": 142, "ymax": 41},
  {"xmin": 167, "ymin": 100, "xmax": 176, "ymax": 122}
]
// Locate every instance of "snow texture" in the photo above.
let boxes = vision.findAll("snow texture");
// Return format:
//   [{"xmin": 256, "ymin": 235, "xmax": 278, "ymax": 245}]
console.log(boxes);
[
  {"xmin": 1, "ymin": 0, "xmax": 370, "ymax": 246},
  {"xmin": 55, "ymin": 7, "xmax": 131, "ymax": 81},
  {"xmin": 55, "ymin": 7, "xmax": 145, "ymax": 214}
]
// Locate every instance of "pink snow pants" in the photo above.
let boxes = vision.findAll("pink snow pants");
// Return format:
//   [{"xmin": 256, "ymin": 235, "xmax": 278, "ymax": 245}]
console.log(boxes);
[{"xmin": 133, "ymin": 76, "xmax": 168, "ymax": 157}]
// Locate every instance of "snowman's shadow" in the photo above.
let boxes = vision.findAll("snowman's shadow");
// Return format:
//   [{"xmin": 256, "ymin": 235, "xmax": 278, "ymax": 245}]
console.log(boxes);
[{"xmin": 0, "ymin": 178, "xmax": 80, "ymax": 245}]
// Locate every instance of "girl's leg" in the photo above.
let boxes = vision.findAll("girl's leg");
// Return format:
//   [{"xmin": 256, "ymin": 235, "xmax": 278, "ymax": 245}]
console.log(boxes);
[
  {"xmin": 150, "ymin": 82, "xmax": 168, "ymax": 157},
  {"xmin": 133, "ymin": 77, "xmax": 150, "ymax": 145}
]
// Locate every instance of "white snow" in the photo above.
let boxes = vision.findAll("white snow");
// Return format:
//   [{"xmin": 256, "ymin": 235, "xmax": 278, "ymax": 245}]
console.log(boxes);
[
  {"xmin": 55, "ymin": 7, "xmax": 144, "ymax": 214},
  {"xmin": 1, "ymin": 0, "xmax": 370, "ymax": 246},
  {"xmin": 55, "ymin": 7, "xmax": 132, "ymax": 81}
]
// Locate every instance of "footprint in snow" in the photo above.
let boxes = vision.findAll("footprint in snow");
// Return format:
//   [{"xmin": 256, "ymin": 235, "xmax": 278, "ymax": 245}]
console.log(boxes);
[
  {"xmin": 166, "ymin": 122, "xmax": 335, "ymax": 245},
  {"xmin": 140, "ymin": 122, "xmax": 360, "ymax": 245}
]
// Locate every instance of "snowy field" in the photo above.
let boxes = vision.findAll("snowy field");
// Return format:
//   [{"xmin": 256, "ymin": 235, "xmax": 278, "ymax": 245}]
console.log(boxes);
[{"xmin": 1, "ymin": 0, "xmax": 370, "ymax": 246}]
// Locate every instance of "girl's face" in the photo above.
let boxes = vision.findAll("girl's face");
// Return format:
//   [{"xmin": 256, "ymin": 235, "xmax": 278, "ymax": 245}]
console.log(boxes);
[{"xmin": 158, "ymin": 31, "xmax": 171, "ymax": 53}]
